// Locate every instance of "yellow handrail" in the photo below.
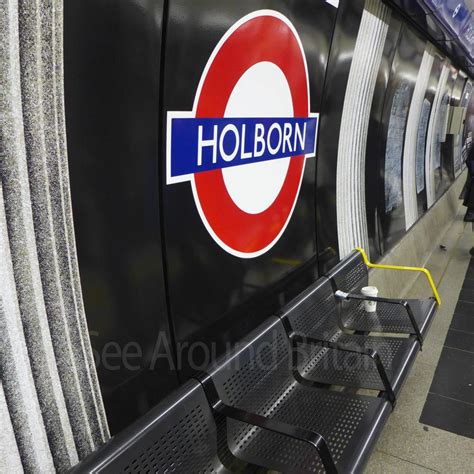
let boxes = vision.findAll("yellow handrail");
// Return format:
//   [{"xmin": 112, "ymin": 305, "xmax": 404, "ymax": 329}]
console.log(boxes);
[{"xmin": 355, "ymin": 247, "xmax": 441, "ymax": 306}]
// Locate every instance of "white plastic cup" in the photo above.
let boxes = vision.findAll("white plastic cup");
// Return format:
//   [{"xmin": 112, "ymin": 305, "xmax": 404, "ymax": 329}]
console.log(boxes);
[{"xmin": 361, "ymin": 286, "xmax": 379, "ymax": 313}]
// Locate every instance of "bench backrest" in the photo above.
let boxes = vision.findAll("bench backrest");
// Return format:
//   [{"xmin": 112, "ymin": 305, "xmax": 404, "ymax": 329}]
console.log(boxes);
[
  {"xmin": 72, "ymin": 380, "xmax": 228, "ymax": 473},
  {"xmin": 278, "ymin": 277, "xmax": 343, "ymax": 377},
  {"xmin": 207, "ymin": 317, "xmax": 324, "ymax": 472},
  {"xmin": 206, "ymin": 316, "xmax": 371, "ymax": 473},
  {"xmin": 208, "ymin": 318, "xmax": 293, "ymax": 454},
  {"xmin": 279, "ymin": 277, "xmax": 340, "ymax": 339},
  {"xmin": 325, "ymin": 251, "xmax": 369, "ymax": 317},
  {"xmin": 209, "ymin": 317, "xmax": 292, "ymax": 414},
  {"xmin": 325, "ymin": 251, "xmax": 369, "ymax": 294}
]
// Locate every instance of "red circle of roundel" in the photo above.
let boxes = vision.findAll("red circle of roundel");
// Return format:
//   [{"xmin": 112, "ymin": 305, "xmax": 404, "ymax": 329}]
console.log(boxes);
[{"xmin": 193, "ymin": 12, "xmax": 309, "ymax": 257}]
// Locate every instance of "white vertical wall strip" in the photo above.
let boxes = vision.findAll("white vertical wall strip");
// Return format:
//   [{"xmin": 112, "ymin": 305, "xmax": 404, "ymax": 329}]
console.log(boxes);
[
  {"xmin": 0, "ymin": 0, "xmax": 78, "ymax": 469},
  {"xmin": 336, "ymin": 0, "xmax": 391, "ymax": 258},
  {"xmin": 18, "ymin": 0, "xmax": 106, "ymax": 458},
  {"xmin": 0, "ymin": 183, "xmax": 55, "ymax": 472},
  {"xmin": 403, "ymin": 46, "xmax": 435, "ymax": 230},
  {"xmin": 425, "ymin": 63, "xmax": 450, "ymax": 208},
  {"xmin": 47, "ymin": 0, "xmax": 110, "ymax": 444},
  {"xmin": 0, "ymin": 382, "xmax": 23, "ymax": 473},
  {"xmin": 0, "ymin": 0, "xmax": 109, "ymax": 469},
  {"xmin": 54, "ymin": 0, "xmax": 110, "ymax": 442}
]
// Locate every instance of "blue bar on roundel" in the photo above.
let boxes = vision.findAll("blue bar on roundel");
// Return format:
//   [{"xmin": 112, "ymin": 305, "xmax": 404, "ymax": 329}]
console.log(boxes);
[{"xmin": 169, "ymin": 116, "xmax": 318, "ymax": 179}]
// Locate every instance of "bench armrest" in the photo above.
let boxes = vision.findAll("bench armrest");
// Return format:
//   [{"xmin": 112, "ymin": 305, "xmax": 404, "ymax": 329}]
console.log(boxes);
[
  {"xmin": 335, "ymin": 290, "xmax": 423, "ymax": 345},
  {"xmin": 198, "ymin": 374, "xmax": 337, "ymax": 474},
  {"xmin": 355, "ymin": 247, "xmax": 441, "ymax": 305},
  {"xmin": 290, "ymin": 334, "xmax": 396, "ymax": 406}
]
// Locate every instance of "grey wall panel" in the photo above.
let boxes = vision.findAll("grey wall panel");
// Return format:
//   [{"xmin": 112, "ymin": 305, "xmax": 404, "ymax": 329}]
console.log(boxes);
[
  {"xmin": 0, "ymin": 382, "xmax": 23, "ymax": 473},
  {"xmin": 41, "ymin": 0, "xmax": 110, "ymax": 447},
  {"xmin": 0, "ymin": 183, "xmax": 54, "ymax": 472},
  {"xmin": 18, "ymin": 0, "xmax": 108, "ymax": 459},
  {"xmin": 54, "ymin": 0, "xmax": 110, "ymax": 445},
  {"xmin": 336, "ymin": 0, "xmax": 391, "ymax": 258},
  {"xmin": 0, "ymin": 0, "xmax": 79, "ymax": 469},
  {"xmin": 0, "ymin": 0, "xmax": 110, "ymax": 466}
]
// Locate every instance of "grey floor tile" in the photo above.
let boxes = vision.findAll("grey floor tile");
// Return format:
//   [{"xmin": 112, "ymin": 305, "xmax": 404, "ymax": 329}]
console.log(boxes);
[
  {"xmin": 375, "ymin": 361, "xmax": 474, "ymax": 472},
  {"xmin": 445, "ymin": 329, "xmax": 474, "ymax": 353},
  {"xmin": 429, "ymin": 347, "xmax": 474, "ymax": 405},
  {"xmin": 365, "ymin": 449, "xmax": 439, "ymax": 473},
  {"xmin": 465, "ymin": 266, "xmax": 474, "ymax": 281},
  {"xmin": 459, "ymin": 288, "xmax": 474, "ymax": 303},
  {"xmin": 451, "ymin": 312, "xmax": 474, "ymax": 334},
  {"xmin": 462, "ymin": 278, "xmax": 474, "ymax": 291},
  {"xmin": 453, "ymin": 300, "xmax": 474, "ymax": 317},
  {"xmin": 420, "ymin": 393, "xmax": 474, "ymax": 440}
]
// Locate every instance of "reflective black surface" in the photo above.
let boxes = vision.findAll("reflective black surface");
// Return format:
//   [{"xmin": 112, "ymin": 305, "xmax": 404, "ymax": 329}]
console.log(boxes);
[
  {"xmin": 316, "ymin": 0, "xmax": 365, "ymax": 272},
  {"xmin": 365, "ymin": 13, "xmax": 404, "ymax": 259},
  {"xmin": 375, "ymin": 24, "xmax": 425, "ymax": 253},
  {"xmin": 63, "ymin": 0, "xmax": 474, "ymax": 436},
  {"xmin": 64, "ymin": 0, "xmax": 178, "ymax": 434},
  {"xmin": 161, "ymin": 0, "xmax": 337, "ymax": 379},
  {"xmin": 436, "ymin": 66, "xmax": 457, "ymax": 200},
  {"xmin": 383, "ymin": 0, "xmax": 474, "ymax": 77},
  {"xmin": 448, "ymin": 71, "xmax": 467, "ymax": 177},
  {"xmin": 463, "ymin": 82, "xmax": 474, "ymax": 155}
]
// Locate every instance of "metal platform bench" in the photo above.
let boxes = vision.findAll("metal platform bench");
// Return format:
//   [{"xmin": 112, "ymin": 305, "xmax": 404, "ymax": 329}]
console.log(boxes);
[
  {"xmin": 278, "ymin": 277, "xmax": 420, "ymax": 400},
  {"xmin": 71, "ymin": 249, "xmax": 438, "ymax": 473},
  {"xmin": 325, "ymin": 249, "xmax": 440, "ymax": 346},
  {"xmin": 70, "ymin": 380, "xmax": 233, "ymax": 473},
  {"xmin": 72, "ymin": 318, "xmax": 398, "ymax": 473},
  {"xmin": 199, "ymin": 316, "xmax": 392, "ymax": 474},
  {"xmin": 70, "ymin": 325, "xmax": 389, "ymax": 474}
]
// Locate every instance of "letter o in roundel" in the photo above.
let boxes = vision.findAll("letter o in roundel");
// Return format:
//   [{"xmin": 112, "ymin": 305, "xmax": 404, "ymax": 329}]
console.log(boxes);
[{"xmin": 168, "ymin": 10, "xmax": 318, "ymax": 258}]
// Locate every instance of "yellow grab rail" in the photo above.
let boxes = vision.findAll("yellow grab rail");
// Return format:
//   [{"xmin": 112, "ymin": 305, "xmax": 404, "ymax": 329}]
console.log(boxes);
[{"xmin": 355, "ymin": 247, "xmax": 441, "ymax": 306}]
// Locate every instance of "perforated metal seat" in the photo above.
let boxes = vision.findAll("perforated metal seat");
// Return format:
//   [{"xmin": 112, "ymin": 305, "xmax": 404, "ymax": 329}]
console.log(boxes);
[
  {"xmin": 279, "ymin": 277, "xmax": 419, "ymax": 395},
  {"xmin": 71, "ymin": 380, "xmax": 231, "ymax": 473},
  {"xmin": 341, "ymin": 297, "xmax": 437, "ymax": 336},
  {"xmin": 326, "ymin": 250, "xmax": 438, "ymax": 340},
  {"xmin": 202, "ymin": 317, "xmax": 391, "ymax": 474}
]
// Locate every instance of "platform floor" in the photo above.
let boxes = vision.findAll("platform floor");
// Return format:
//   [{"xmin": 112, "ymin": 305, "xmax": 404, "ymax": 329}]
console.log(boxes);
[
  {"xmin": 366, "ymin": 212, "xmax": 474, "ymax": 473},
  {"xmin": 419, "ymin": 256, "xmax": 474, "ymax": 440}
]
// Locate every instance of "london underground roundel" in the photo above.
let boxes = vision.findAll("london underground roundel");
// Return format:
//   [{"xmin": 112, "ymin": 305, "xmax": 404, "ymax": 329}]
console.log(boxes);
[{"xmin": 166, "ymin": 10, "xmax": 318, "ymax": 258}]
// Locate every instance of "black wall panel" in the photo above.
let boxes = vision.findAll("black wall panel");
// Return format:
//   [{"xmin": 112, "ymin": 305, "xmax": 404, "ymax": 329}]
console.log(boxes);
[
  {"xmin": 316, "ymin": 0, "xmax": 365, "ymax": 272},
  {"xmin": 62, "ymin": 0, "xmax": 473, "ymax": 436},
  {"xmin": 365, "ymin": 14, "xmax": 404, "ymax": 258},
  {"xmin": 436, "ymin": 67, "xmax": 457, "ymax": 200},
  {"xmin": 161, "ymin": 0, "xmax": 337, "ymax": 378},
  {"xmin": 64, "ymin": 0, "xmax": 177, "ymax": 434},
  {"xmin": 376, "ymin": 24, "xmax": 426, "ymax": 253},
  {"xmin": 463, "ymin": 82, "xmax": 474, "ymax": 157},
  {"xmin": 451, "ymin": 72, "xmax": 467, "ymax": 108},
  {"xmin": 449, "ymin": 71, "xmax": 467, "ymax": 177}
]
